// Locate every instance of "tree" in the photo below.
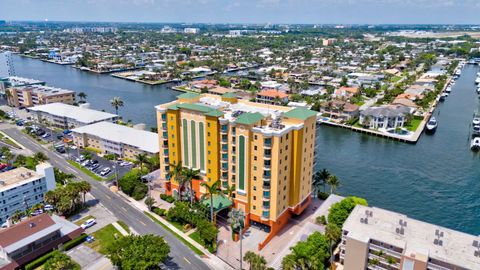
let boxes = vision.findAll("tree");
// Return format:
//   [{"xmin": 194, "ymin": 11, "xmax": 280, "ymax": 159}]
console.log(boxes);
[
  {"xmin": 228, "ymin": 208, "xmax": 246, "ymax": 270},
  {"xmin": 281, "ymin": 232, "xmax": 330, "ymax": 270},
  {"xmin": 53, "ymin": 168, "xmax": 75, "ymax": 185},
  {"xmin": 110, "ymin": 97, "xmax": 124, "ymax": 116},
  {"xmin": 326, "ymin": 175, "xmax": 340, "ymax": 194},
  {"xmin": 119, "ymin": 169, "xmax": 144, "ymax": 196},
  {"xmin": 328, "ymin": 197, "xmax": 368, "ymax": 228},
  {"xmin": 106, "ymin": 234, "xmax": 170, "ymax": 270},
  {"xmin": 197, "ymin": 219, "xmax": 219, "ymax": 250},
  {"xmin": 44, "ymin": 250, "xmax": 80, "ymax": 270},
  {"xmin": 33, "ymin": 152, "xmax": 49, "ymax": 163},
  {"xmin": 145, "ymin": 196, "xmax": 156, "ymax": 211},
  {"xmin": 77, "ymin": 92, "xmax": 87, "ymax": 103},
  {"xmin": 201, "ymin": 180, "xmax": 222, "ymax": 222},
  {"xmin": 134, "ymin": 153, "xmax": 148, "ymax": 172},
  {"xmin": 244, "ymin": 251, "xmax": 267, "ymax": 270},
  {"xmin": 182, "ymin": 167, "xmax": 200, "ymax": 205},
  {"xmin": 77, "ymin": 181, "xmax": 91, "ymax": 205},
  {"xmin": 145, "ymin": 155, "xmax": 160, "ymax": 172},
  {"xmin": 325, "ymin": 223, "xmax": 341, "ymax": 267},
  {"xmin": 312, "ymin": 169, "xmax": 330, "ymax": 196}
]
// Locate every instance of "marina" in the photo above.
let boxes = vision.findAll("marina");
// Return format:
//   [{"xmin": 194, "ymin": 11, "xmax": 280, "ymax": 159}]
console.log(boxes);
[{"xmin": 11, "ymin": 55, "xmax": 480, "ymax": 236}]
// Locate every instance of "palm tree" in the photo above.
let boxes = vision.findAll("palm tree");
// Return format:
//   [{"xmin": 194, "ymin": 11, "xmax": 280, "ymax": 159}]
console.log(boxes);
[
  {"xmin": 318, "ymin": 169, "xmax": 331, "ymax": 193},
  {"xmin": 327, "ymin": 175, "xmax": 340, "ymax": 194},
  {"xmin": 33, "ymin": 152, "xmax": 49, "ymax": 163},
  {"xmin": 110, "ymin": 97, "xmax": 124, "ymax": 116},
  {"xmin": 312, "ymin": 169, "xmax": 330, "ymax": 197},
  {"xmin": 183, "ymin": 167, "xmax": 200, "ymax": 205},
  {"xmin": 44, "ymin": 190, "xmax": 60, "ymax": 209},
  {"xmin": 145, "ymin": 196, "xmax": 156, "ymax": 211},
  {"xmin": 77, "ymin": 181, "xmax": 91, "ymax": 206},
  {"xmin": 167, "ymin": 161, "xmax": 183, "ymax": 199},
  {"xmin": 228, "ymin": 208, "xmax": 246, "ymax": 270},
  {"xmin": 325, "ymin": 222, "xmax": 341, "ymax": 268},
  {"xmin": 201, "ymin": 180, "xmax": 222, "ymax": 223},
  {"xmin": 77, "ymin": 92, "xmax": 87, "ymax": 103},
  {"xmin": 243, "ymin": 251, "xmax": 267, "ymax": 270},
  {"xmin": 134, "ymin": 153, "xmax": 148, "ymax": 172}
]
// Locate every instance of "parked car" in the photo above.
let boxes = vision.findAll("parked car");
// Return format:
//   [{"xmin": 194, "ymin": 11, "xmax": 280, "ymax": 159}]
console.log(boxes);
[
  {"xmin": 100, "ymin": 167, "xmax": 111, "ymax": 176},
  {"xmin": 44, "ymin": 204, "xmax": 54, "ymax": 211},
  {"xmin": 80, "ymin": 218, "xmax": 96, "ymax": 229},
  {"xmin": 89, "ymin": 163, "xmax": 100, "ymax": 170},
  {"xmin": 42, "ymin": 133, "xmax": 51, "ymax": 139},
  {"xmin": 81, "ymin": 160, "xmax": 91, "ymax": 167},
  {"xmin": 56, "ymin": 147, "xmax": 66, "ymax": 154},
  {"xmin": 32, "ymin": 209, "xmax": 44, "ymax": 216}
]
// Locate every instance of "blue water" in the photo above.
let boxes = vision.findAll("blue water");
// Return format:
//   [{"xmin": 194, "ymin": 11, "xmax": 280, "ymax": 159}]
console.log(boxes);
[{"xmin": 12, "ymin": 55, "xmax": 480, "ymax": 235}]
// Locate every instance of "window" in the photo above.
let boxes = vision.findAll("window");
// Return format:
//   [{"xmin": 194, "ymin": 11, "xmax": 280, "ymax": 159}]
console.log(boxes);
[
  {"xmin": 253, "ymin": 196, "xmax": 256, "ymax": 200},
  {"xmin": 254, "ymin": 156, "xmax": 257, "ymax": 161},
  {"xmin": 254, "ymin": 146, "xmax": 257, "ymax": 151}
]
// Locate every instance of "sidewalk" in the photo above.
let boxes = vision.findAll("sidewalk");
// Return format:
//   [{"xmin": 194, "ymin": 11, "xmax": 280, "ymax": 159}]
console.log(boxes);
[
  {"xmin": 114, "ymin": 190, "xmax": 234, "ymax": 270},
  {"xmin": 112, "ymin": 221, "xmax": 129, "ymax": 236}
]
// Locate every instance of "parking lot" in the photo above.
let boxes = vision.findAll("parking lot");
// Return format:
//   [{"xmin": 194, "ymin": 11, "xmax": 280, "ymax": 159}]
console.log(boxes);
[{"xmin": 69, "ymin": 151, "xmax": 133, "ymax": 180}]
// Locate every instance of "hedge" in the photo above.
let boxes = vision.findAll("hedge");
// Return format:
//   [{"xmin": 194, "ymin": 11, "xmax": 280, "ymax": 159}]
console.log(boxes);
[{"xmin": 24, "ymin": 234, "xmax": 87, "ymax": 270}]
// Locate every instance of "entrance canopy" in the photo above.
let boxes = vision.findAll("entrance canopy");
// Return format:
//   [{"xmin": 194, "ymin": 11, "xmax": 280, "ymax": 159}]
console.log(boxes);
[{"xmin": 202, "ymin": 194, "xmax": 233, "ymax": 213}]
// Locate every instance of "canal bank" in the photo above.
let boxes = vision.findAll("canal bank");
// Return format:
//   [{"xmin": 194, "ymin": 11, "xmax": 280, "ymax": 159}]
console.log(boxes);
[{"xmin": 11, "ymin": 55, "xmax": 480, "ymax": 236}]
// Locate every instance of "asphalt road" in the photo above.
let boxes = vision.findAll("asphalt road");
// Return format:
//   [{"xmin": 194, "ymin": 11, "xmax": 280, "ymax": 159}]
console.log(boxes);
[{"xmin": 2, "ymin": 126, "xmax": 209, "ymax": 270}]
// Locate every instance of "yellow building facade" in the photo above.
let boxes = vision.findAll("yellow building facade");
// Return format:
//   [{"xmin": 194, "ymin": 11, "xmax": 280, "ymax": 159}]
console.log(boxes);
[{"xmin": 155, "ymin": 93, "xmax": 317, "ymax": 249}]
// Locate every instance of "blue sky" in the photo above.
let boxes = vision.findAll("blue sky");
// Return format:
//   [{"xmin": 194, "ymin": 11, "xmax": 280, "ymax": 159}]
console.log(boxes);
[{"xmin": 3, "ymin": 0, "xmax": 480, "ymax": 24}]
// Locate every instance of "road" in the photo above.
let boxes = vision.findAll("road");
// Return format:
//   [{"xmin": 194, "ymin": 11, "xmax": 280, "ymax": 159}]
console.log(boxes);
[{"xmin": 2, "ymin": 126, "xmax": 209, "ymax": 270}]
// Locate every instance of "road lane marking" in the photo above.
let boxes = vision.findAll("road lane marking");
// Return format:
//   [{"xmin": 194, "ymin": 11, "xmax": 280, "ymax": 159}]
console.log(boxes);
[
  {"xmin": 105, "ymin": 194, "xmax": 112, "ymax": 199},
  {"xmin": 121, "ymin": 206, "xmax": 127, "ymax": 212},
  {"xmin": 139, "ymin": 220, "xmax": 147, "ymax": 226},
  {"xmin": 183, "ymin": 257, "xmax": 191, "ymax": 264}
]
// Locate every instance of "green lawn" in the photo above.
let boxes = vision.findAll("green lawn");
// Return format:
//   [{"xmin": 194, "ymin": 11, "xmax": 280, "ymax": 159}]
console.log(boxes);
[
  {"xmin": 189, "ymin": 230, "xmax": 202, "ymax": 245},
  {"xmin": 74, "ymin": 215, "xmax": 95, "ymax": 226},
  {"xmin": 0, "ymin": 132, "xmax": 22, "ymax": 148},
  {"xmin": 390, "ymin": 76, "xmax": 402, "ymax": 83},
  {"xmin": 117, "ymin": 220, "xmax": 130, "ymax": 233},
  {"xmin": 84, "ymin": 224, "xmax": 121, "ymax": 254},
  {"xmin": 144, "ymin": 212, "xmax": 204, "ymax": 256},
  {"xmin": 405, "ymin": 118, "xmax": 423, "ymax": 132}
]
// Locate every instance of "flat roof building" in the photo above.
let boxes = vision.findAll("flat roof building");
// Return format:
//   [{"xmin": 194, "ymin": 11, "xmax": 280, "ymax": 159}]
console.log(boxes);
[
  {"xmin": 7, "ymin": 85, "xmax": 76, "ymax": 108},
  {"xmin": 28, "ymin": 103, "xmax": 119, "ymax": 129},
  {"xmin": 0, "ymin": 164, "xmax": 56, "ymax": 225},
  {"xmin": 156, "ymin": 93, "xmax": 318, "ymax": 249},
  {"xmin": 340, "ymin": 204, "xmax": 480, "ymax": 270},
  {"xmin": 72, "ymin": 121, "xmax": 159, "ymax": 159},
  {"xmin": 0, "ymin": 214, "xmax": 83, "ymax": 270}
]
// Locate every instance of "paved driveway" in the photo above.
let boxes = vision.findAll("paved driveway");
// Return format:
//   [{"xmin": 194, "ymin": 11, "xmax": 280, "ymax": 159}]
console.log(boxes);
[
  {"xmin": 67, "ymin": 244, "xmax": 113, "ymax": 270},
  {"xmin": 69, "ymin": 193, "xmax": 117, "ymax": 234}
]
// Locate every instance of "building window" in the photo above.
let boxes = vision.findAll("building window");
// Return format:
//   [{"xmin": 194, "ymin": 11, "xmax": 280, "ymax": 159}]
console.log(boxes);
[
  {"xmin": 238, "ymin": 135, "xmax": 246, "ymax": 191},
  {"xmin": 182, "ymin": 119, "xmax": 189, "ymax": 166}
]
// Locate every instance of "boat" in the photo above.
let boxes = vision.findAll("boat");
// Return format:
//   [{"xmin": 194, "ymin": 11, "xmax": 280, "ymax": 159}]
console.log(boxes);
[
  {"xmin": 476, "ymin": 77, "xmax": 480, "ymax": 84},
  {"xmin": 445, "ymin": 86, "xmax": 452, "ymax": 93},
  {"xmin": 439, "ymin": 93, "xmax": 446, "ymax": 102},
  {"xmin": 426, "ymin": 117, "xmax": 438, "ymax": 133},
  {"xmin": 471, "ymin": 137, "xmax": 480, "ymax": 151},
  {"xmin": 473, "ymin": 118, "xmax": 480, "ymax": 126}
]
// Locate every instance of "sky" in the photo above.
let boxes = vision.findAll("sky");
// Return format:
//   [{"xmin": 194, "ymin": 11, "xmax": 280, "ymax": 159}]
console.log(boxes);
[{"xmin": 3, "ymin": 0, "xmax": 480, "ymax": 25}]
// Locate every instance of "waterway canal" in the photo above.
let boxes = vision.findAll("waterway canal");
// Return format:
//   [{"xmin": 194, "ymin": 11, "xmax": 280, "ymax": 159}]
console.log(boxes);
[{"xmin": 12, "ymin": 55, "xmax": 480, "ymax": 235}]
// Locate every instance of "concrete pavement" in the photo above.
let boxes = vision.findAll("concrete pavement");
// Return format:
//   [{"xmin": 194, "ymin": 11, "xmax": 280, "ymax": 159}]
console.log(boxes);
[{"xmin": 2, "ymin": 125, "xmax": 210, "ymax": 270}]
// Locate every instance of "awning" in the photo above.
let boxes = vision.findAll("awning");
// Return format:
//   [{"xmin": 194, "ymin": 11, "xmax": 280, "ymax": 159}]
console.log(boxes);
[{"xmin": 202, "ymin": 194, "xmax": 233, "ymax": 213}]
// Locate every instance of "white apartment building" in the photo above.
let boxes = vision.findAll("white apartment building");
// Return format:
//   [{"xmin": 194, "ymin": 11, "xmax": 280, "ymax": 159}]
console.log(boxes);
[
  {"xmin": 28, "ymin": 103, "xmax": 119, "ymax": 129},
  {"xmin": 0, "ymin": 164, "xmax": 56, "ymax": 225},
  {"xmin": 340, "ymin": 204, "xmax": 480, "ymax": 270}
]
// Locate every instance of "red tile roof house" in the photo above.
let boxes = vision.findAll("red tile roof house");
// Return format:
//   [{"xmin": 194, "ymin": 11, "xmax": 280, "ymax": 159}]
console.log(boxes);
[
  {"xmin": 320, "ymin": 100, "xmax": 359, "ymax": 122},
  {"xmin": 332, "ymin": 86, "xmax": 359, "ymax": 99},
  {"xmin": 255, "ymin": 89, "xmax": 289, "ymax": 105},
  {"xmin": 0, "ymin": 214, "xmax": 83, "ymax": 270}
]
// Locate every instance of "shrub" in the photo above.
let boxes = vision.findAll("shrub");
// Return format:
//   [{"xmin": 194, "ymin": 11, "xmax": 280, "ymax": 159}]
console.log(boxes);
[
  {"xmin": 132, "ymin": 184, "xmax": 148, "ymax": 200},
  {"xmin": 25, "ymin": 252, "xmax": 55, "ymax": 270},
  {"xmin": 153, "ymin": 207, "xmax": 167, "ymax": 216},
  {"xmin": 197, "ymin": 219, "xmax": 218, "ymax": 250},
  {"xmin": 104, "ymin": 153, "xmax": 117, "ymax": 160},
  {"xmin": 328, "ymin": 196, "xmax": 368, "ymax": 228},
  {"xmin": 160, "ymin": 194, "xmax": 175, "ymax": 203},
  {"xmin": 160, "ymin": 194, "xmax": 168, "ymax": 200},
  {"xmin": 317, "ymin": 191, "xmax": 329, "ymax": 200},
  {"xmin": 63, "ymin": 233, "xmax": 88, "ymax": 251},
  {"xmin": 316, "ymin": 215, "xmax": 327, "ymax": 225}
]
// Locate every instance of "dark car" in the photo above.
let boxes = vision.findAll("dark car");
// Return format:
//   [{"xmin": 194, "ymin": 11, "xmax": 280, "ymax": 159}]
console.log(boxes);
[
  {"xmin": 56, "ymin": 147, "xmax": 66, "ymax": 153},
  {"xmin": 35, "ymin": 129, "xmax": 46, "ymax": 136}
]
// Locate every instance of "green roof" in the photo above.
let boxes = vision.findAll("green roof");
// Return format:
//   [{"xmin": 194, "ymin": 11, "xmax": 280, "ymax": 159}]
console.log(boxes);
[
  {"xmin": 235, "ymin": 112, "xmax": 264, "ymax": 125},
  {"xmin": 283, "ymin": 107, "xmax": 317, "ymax": 120},
  {"xmin": 205, "ymin": 109, "xmax": 224, "ymax": 117},
  {"xmin": 176, "ymin": 103, "xmax": 213, "ymax": 113},
  {"xmin": 167, "ymin": 104, "xmax": 180, "ymax": 110},
  {"xmin": 177, "ymin": 92, "xmax": 200, "ymax": 99},
  {"xmin": 222, "ymin": 92, "xmax": 237, "ymax": 98},
  {"xmin": 202, "ymin": 194, "xmax": 233, "ymax": 212}
]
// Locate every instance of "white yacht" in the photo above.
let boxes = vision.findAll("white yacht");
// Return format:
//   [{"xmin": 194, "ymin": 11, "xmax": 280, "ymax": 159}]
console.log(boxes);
[
  {"xmin": 475, "ymin": 77, "xmax": 480, "ymax": 84},
  {"xmin": 471, "ymin": 137, "xmax": 480, "ymax": 151},
  {"xmin": 445, "ymin": 86, "xmax": 452, "ymax": 93},
  {"xmin": 426, "ymin": 117, "xmax": 438, "ymax": 133}
]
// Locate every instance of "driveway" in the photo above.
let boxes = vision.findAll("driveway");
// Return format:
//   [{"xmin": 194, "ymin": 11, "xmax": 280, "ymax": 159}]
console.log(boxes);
[
  {"xmin": 67, "ymin": 244, "xmax": 113, "ymax": 270},
  {"xmin": 69, "ymin": 193, "xmax": 117, "ymax": 234}
]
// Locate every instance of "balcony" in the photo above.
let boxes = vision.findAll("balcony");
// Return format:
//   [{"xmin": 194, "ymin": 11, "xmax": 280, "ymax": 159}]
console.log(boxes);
[
  {"xmin": 162, "ymin": 124, "xmax": 168, "ymax": 131},
  {"xmin": 263, "ymin": 184, "xmax": 271, "ymax": 190},
  {"xmin": 261, "ymin": 211, "xmax": 269, "ymax": 221},
  {"xmin": 263, "ymin": 164, "xmax": 271, "ymax": 170}
]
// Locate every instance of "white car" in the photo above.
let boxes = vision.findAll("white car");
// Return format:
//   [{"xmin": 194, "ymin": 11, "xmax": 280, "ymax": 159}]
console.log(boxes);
[
  {"xmin": 44, "ymin": 204, "xmax": 54, "ymax": 211},
  {"xmin": 100, "ymin": 167, "xmax": 111, "ymax": 176},
  {"xmin": 80, "ymin": 218, "xmax": 96, "ymax": 229}
]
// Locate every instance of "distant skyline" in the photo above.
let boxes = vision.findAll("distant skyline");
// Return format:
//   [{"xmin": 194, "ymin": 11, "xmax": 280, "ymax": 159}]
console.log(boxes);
[{"xmin": 3, "ymin": 0, "xmax": 480, "ymax": 25}]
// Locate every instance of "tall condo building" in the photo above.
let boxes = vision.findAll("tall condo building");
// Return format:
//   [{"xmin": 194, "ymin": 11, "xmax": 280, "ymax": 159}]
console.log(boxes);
[
  {"xmin": 156, "ymin": 93, "xmax": 318, "ymax": 248},
  {"xmin": 340, "ymin": 204, "xmax": 480, "ymax": 270}
]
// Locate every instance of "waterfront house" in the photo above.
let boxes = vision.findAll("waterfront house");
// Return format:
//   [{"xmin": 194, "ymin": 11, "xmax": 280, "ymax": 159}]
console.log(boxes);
[
  {"xmin": 256, "ymin": 89, "xmax": 289, "ymax": 105},
  {"xmin": 359, "ymin": 105, "xmax": 414, "ymax": 129},
  {"xmin": 319, "ymin": 100, "xmax": 359, "ymax": 122}
]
